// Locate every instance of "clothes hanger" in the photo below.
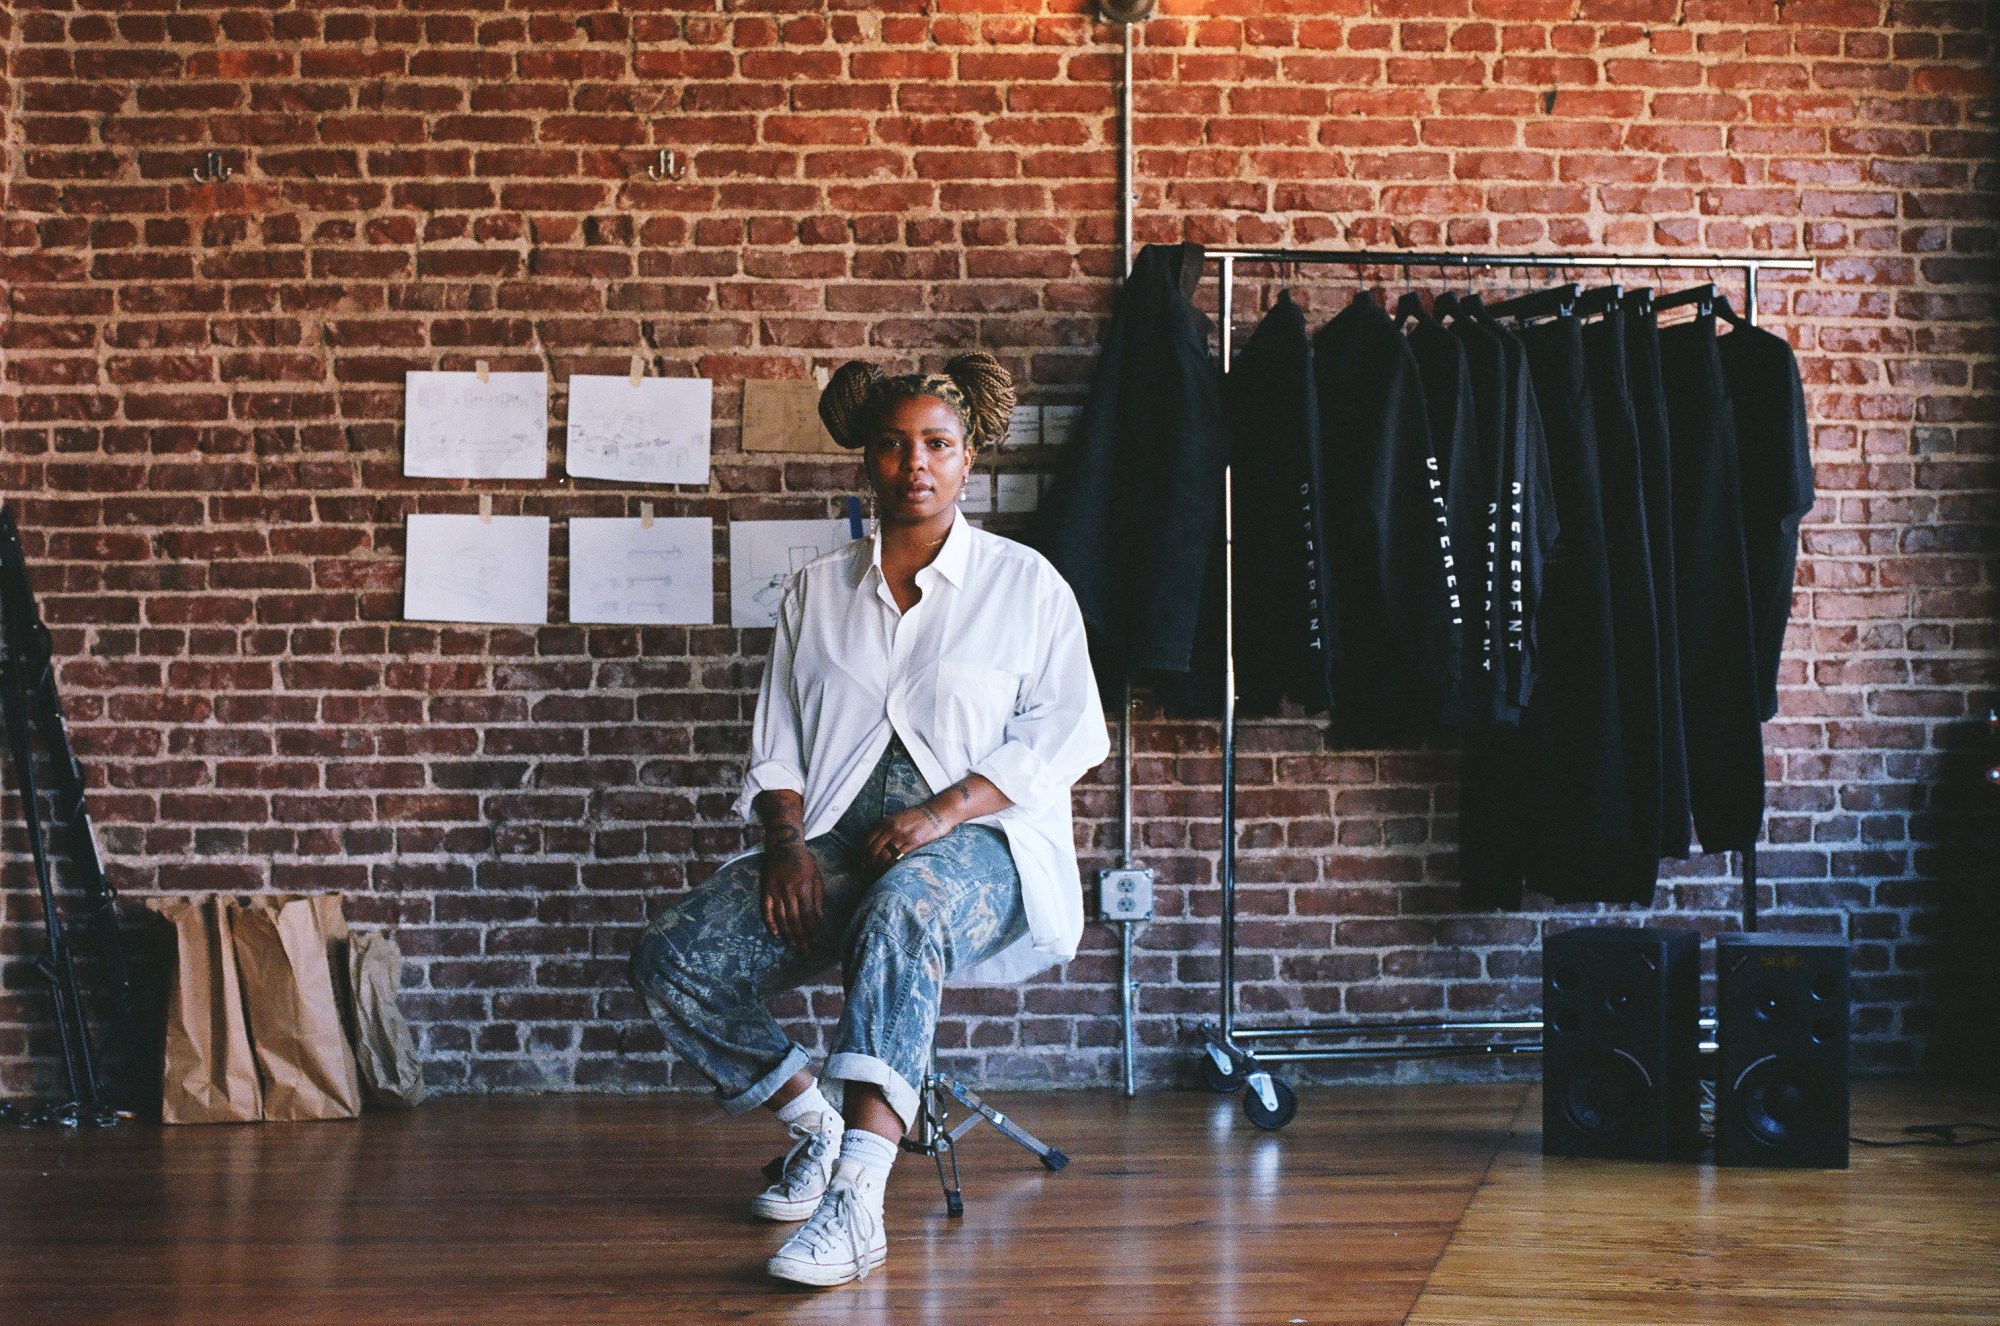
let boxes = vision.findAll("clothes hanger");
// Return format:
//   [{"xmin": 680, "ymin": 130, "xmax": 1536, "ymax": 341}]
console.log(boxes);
[
  {"xmin": 1486, "ymin": 281, "xmax": 1581, "ymax": 322},
  {"xmin": 1574, "ymin": 283, "xmax": 1623, "ymax": 319},
  {"xmin": 1653, "ymin": 282, "xmax": 1717, "ymax": 317}
]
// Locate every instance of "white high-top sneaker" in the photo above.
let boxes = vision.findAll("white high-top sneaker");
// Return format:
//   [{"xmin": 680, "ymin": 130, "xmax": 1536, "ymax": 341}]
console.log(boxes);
[
  {"xmin": 765, "ymin": 1166, "xmax": 887, "ymax": 1287},
  {"xmin": 751, "ymin": 1115, "xmax": 842, "ymax": 1222}
]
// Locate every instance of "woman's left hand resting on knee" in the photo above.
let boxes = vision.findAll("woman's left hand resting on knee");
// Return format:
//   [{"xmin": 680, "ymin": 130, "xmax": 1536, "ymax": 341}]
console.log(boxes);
[{"xmin": 859, "ymin": 774, "xmax": 1012, "ymax": 876}]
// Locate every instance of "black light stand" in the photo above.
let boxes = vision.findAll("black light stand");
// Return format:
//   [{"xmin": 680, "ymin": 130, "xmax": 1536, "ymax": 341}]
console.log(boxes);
[{"xmin": 0, "ymin": 505, "xmax": 134, "ymax": 1127}]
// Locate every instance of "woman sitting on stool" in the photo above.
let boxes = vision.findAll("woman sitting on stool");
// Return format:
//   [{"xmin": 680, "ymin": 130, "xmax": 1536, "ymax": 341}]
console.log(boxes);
[{"xmin": 629, "ymin": 354, "xmax": 1108, "ymax": 1288}]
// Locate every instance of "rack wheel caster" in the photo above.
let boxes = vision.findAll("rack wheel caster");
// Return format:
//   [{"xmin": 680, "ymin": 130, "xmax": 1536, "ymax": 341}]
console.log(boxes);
[
  {"xmin": 1242, "ymin": 1073, "xmax": 1297, "ymax": 1131},
  {"xmin": 1201, "ymin": 1045, "xmax": 1247, "ymax": 1094},
  {"xmin": 1042, "ymin": 1148, "xmax": 1069, "ymax": 1172}
]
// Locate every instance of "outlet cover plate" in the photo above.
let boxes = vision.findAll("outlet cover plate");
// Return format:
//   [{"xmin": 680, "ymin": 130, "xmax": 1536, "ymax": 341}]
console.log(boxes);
[{"xmin": 1097, "ymin": 867, "xmax": 1154, "ymax": 922}]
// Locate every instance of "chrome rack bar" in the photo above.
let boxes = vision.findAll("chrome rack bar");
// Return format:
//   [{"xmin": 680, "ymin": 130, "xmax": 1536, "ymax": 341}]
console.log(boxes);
[{"xmin": 1195, "ymin": 246, "xmax": 1814, "ymax": 1114}]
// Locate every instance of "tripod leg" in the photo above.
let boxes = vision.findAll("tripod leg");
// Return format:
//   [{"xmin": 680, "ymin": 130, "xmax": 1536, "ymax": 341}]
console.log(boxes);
[
  {"xmin": 932, "ymin": 1129, "xmax": 964, "ymax": 1218},
  {"xmin": 939, "ymin": 1077, "xmax": 1069, "ymax": 1172}
]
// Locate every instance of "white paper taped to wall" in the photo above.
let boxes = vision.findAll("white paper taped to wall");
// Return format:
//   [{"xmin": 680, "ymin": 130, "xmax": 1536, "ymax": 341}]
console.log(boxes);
[
  {"xmin": 727, "ymin": 518, "xmax": 857, "ymax": 629},
  {"xmin": 404, "ymin": 514, "xmax": 550, "ymax": 624},
  {"xmin": 565, "ymin": 375, "xmax": 713, "ymax": 485},
  {"xmin": 403, "ymin": 371, "xmax": 549, "ymax": 479},
  {"xmin": 569, "ymin": 516, "xmax": 713, "ymax": 625}
]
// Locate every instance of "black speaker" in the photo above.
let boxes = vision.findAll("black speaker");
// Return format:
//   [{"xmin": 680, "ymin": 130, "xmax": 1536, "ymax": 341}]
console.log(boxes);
[
  {"xmin": 1714, "ymin": 933, "xmax": 1850, "ymax": 1169},
  {"xmin": 1541, "ymin": 926, "xmax": 1701, "ymax": 1161}
]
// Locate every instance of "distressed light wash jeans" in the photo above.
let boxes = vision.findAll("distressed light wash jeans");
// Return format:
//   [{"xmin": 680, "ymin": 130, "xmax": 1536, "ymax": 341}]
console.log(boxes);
[{"xmin": 629, "ymin": 738, "xmax": 1027, "ymax": 1131}]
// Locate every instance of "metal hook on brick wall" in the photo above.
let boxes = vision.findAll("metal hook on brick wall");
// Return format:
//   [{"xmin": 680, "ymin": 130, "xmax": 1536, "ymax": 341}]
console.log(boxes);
[
  {"xmin": 646, "ymin": 149, "xmax": 686, "ymax": 182},
  {"xmin": 191, "ymin": 151, "xmax": 232, "ymax": 184}
]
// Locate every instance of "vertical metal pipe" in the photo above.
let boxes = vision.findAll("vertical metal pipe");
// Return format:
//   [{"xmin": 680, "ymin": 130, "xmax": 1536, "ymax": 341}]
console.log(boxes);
[
  {"xmin": 1120, "ymin": 922, "xmax": 1137, "ymax": 1097},
  {"xmin": 1217, "ymin": 256, "xmax": 1237, "ymax": 1041},
  {"xmin": 1742, "ymin": 261, "xmax": 1759, "ymax": 934},
  {"xmin": 1119, "ymin": 22, "xmax": 1135, "ymax": 279}
]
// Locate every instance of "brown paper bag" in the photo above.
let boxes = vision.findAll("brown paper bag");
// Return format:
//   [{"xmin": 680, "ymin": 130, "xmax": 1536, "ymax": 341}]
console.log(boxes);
[
  {"xmin": 230, "ymin": 896, "xmax": 362, "ymax": 1122},
  {"xmin": 347, "ymin": 930, "xmax": 428, "ymax": 1109},
  {"xmin": 149, "ymin": 896, "xmax": 263, "ymax": 1124}
]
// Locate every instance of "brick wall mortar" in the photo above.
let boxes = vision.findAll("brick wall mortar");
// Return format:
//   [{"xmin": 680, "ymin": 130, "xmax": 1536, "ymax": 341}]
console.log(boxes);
[{"xmin": 0, "ymin": 1, "xmax": 1995, "ymax": 1098}]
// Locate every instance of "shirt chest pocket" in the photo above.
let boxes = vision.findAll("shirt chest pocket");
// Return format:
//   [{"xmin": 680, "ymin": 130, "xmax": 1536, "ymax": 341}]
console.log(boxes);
[{"xmin": 931, "ymin": 660, "xmax": 1021, "ymax": 757}]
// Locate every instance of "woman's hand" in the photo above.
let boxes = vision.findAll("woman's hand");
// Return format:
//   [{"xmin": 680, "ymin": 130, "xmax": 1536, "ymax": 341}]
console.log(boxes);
[
  {"xmin": 861, "ymin": 775, "xmax": 1015, "ymax": 875},
  {"xmin": 860, "ymin": 803, "xmax": 953, "ymax": 875},
  {"xmin": 761, "ymin": 839, "xmax": 825, "ymax": 951},
  {"xmin": 754, "ymin": 791, "xmax": 823, "ymax": 950}
]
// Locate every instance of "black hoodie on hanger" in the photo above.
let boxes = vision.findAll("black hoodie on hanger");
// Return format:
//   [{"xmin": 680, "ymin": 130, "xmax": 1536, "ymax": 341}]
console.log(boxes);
[
  {"xmin": 1313, "ymin": 291, "xmax": 1459, "ymax": 741},
  {"xmin": 1583, "ymin": 304, "xmax": 1664, "ymax": 899},
  {"xmin": 1514, "ymin": 312, "xmax": 1643, "ymax": 905},
  {"xmin": 1624, "ymin": 302, "xmax": 1694, "ymax": 858},
  {"xmin": 1401, "ymin": 296, "xmax": 1477, "ymax": 726},
  {"xmin": 1716, "ymin": 320, "xmax": 1816, "ymax": 721},
  {"xmin": 1034, "ymin": 242, "xmax": 1230, "ymax": 688},
  {"xmin": 1658, "ymin": 310, "xmax": 1766, "ymax": 854},
  {"xmin": 1226, "ymin": 290, "xmax": 1337, "ymax": 715}
]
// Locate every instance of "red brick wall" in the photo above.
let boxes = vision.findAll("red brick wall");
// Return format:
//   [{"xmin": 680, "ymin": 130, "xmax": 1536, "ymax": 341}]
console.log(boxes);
[{"xmin": 2, "ymin": 1, "xmax": 1995, "ymax": 1099}]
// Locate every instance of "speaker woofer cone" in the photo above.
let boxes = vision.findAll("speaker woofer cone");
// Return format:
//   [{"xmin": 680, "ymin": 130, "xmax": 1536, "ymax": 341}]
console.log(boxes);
[
  {"xmin": 1561, "ymin": 1048, "xmax": 1655, "ymax": 1142},
  {"xmin": 1732, "ymin": 1055, "xmax": 1832, "ymax": 1152}
]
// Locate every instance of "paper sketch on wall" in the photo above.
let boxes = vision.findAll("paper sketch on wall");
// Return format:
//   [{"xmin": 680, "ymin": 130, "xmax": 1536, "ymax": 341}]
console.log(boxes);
[
  {"xmin": 569, "ymin": 516, "xmax": 713, "ymax": 625},
  {"xmin": 565, "ymin": 375, "xmax": 713, "ymax": 485},
  {"xmin": 728, "ymin": 519, "xmax": 858, "ymax": 629},
  {"xmin": 403, "ymin": 514, "xmax": 550, "ymax": 624},
  {"xmin": 403, "ymin": 370, "xmax": 549, "ymax": 479}
]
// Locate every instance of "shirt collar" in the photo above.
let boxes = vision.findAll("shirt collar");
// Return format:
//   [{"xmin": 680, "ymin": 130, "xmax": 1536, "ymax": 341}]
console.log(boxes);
[{"xmin": 866, "ymin": 507, "xmax": 973, "ymax": 589}]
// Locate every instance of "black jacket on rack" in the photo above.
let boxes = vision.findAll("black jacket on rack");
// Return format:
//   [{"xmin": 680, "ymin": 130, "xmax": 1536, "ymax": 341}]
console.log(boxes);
[
  {"xmin": 1583, "ymin": 305, "xmax": 1664, "ymax": 899},
  {"xmin": 1718, "ymin": 322, "xmax": 1816, "ymax": 722},
  {"xmin": 1624, "ymin": 303, "xmax": 1694, "ymax": 858},
  {"xmin": 1034, "ymin": 242, "xmax": 1230, "ymax": 685},
  {"xmin": 1402, "ymin": 304, "xmax": 1477, "ymax": 726},
  {"xmin": 1225, "ymin": 291, "xmax": 1336, "ymax": 715},
  {"xmin": 1516, "ymin": 313, "xmax": 1643, "ymax": 905},
  {"xmin": 1313, "ymin": 292, "xmax": 1459, "ymax": 741},
  {"xmin": 1659, "ymin": 311, "xmax": 1766, "ymax": 854}
]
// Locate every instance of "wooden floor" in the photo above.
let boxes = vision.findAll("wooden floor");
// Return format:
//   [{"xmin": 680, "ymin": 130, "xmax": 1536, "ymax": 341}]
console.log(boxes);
[{"xmin": 0, "ymin": 1080, "xmax": 1993, "ymax": 1325}]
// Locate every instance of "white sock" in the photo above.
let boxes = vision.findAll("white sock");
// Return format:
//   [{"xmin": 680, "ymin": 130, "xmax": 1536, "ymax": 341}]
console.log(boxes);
[
  {"xmin": 836, "ymin": 1129, "xmax": 899, "ymax": 1213},
  {"xmin": 775, "ymin": 1084, "xmax": 838, "ymax": 1131}
]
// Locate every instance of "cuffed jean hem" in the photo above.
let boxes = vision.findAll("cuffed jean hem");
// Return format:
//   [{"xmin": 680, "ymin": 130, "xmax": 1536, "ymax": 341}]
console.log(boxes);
[
  {"xmin": 720, "ymin": 1042, "xmax": 813, "ymax": 1117},
  {"xmin": 824, "ymin": 1051, "xmax": 921, "ymax": 1134}
]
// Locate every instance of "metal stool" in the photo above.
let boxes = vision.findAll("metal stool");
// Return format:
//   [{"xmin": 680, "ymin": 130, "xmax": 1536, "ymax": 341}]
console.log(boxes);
[{"xmin": 900, "ymin": 1055, "xmax": 1069, "ymax": 1217}]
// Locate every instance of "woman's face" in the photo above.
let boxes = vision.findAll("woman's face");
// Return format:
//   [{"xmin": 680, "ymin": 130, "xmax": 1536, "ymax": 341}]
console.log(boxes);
[{"xmin": 864, "ymin": 394, "xmax": 971, "ymax": 526}]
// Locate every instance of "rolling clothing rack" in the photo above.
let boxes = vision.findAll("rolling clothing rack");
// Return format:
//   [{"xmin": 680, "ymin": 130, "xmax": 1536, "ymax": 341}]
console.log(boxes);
[{"xmin": 1188, "ymin": 249, "xmax": 1817, "ymax": 1129}]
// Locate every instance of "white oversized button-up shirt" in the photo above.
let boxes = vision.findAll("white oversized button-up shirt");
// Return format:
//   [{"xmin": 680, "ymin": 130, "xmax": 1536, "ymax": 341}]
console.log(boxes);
[{"xmin": 734, "ymin": 511, "xmax": 1110, "ymax": 984}]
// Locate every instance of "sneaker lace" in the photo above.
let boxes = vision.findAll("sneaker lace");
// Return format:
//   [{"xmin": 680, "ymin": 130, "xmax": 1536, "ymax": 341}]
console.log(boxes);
[
  {"xmin": 776, "ymin": 1122, "xmax": 835, "ymax": 1198},
  {"xmin": 798, "ymin": 1185, "xmax": 875, "ymax": 1281}
]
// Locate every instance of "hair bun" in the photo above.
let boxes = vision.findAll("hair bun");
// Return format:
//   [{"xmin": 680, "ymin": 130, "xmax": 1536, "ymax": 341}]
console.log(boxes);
[
  {"xmin": 817, "ymin": 361, "xmax": 884, "ymax": 450},
  {"xmin": 943, "ymin": 353, "xmax": 1016, "ymax": 449}
]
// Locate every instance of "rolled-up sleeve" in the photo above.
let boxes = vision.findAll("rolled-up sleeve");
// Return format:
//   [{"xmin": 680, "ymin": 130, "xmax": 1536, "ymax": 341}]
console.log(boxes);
[
  {"xmin": 733, "ymin": 580, "xmax": 808, "ymax": 820},
  {"xmin": 969, "ymin": 578, "xmax": 1111, "ymax": 815}
]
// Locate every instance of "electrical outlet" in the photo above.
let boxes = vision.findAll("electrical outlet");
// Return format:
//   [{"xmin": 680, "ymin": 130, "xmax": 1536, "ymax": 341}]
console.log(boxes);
[{"xmin": 1097, "ymin": 867, "xmax": 1154, "ymax": 922}]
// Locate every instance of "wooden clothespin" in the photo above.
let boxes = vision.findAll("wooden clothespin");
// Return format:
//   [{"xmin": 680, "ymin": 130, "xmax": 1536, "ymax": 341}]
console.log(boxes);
[
  {"xmin": 629, "ymin": 354, "xmax": 646, "ymax": 387},
  {"xmin": 475, "ymin": 359, "xmax": 491, "ymax": 384},
  {"xmin": 639, "ymin": 500, "xmax": 655, "ymax": 529},
  {"xmin": 478, "ymin": 494, "xmax": 493, "ymax": 524}
]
